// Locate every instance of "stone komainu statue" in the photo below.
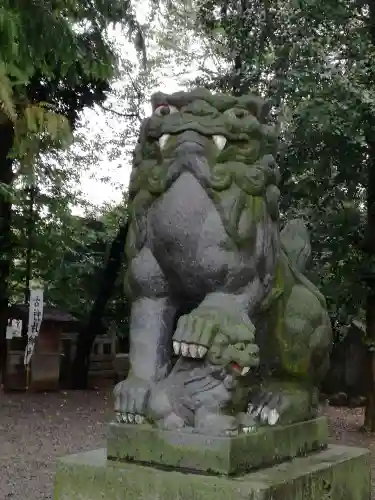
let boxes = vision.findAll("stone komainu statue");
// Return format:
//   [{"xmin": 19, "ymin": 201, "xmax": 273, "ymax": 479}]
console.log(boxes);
[{"xmin": 114, "ymin": 88, "xmax": 332, "ymax": 436}]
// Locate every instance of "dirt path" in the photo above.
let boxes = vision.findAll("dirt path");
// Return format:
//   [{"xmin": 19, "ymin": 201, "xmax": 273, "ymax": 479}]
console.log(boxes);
[
  {"xmin": 0, "ymin": 390, "xmax": 374, "ymax": 499},
  {"xmin": 0, "ymin": 390, "xmax": 111, "ymax": 499}
]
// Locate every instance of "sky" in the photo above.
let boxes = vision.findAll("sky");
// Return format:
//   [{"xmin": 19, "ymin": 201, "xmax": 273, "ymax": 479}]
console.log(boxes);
[
  {"xmin": 77, "ymin": 79, "xmax": 182, "ymax": 210},
  {"xmin": 77, "ymin": 5, "xmax": 188, "ymax": 210}
]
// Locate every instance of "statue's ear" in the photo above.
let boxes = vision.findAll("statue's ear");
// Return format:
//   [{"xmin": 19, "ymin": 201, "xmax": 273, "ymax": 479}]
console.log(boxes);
[{"xmin": 137, "ymin": 117, "xmax": 150, "ymax": 145}]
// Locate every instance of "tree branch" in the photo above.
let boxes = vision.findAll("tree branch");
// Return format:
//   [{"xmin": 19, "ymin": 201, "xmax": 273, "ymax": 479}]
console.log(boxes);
[{"xmin": 100, "ymin": 104, "xmax": 141, "ymax": 121}]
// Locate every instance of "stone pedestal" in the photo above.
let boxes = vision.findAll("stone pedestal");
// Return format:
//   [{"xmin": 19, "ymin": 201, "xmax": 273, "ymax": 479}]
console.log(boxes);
[
  {"xmin": 54, "ymin": 418, "xmax": 371, "ymax": 500},
  {"xmin": 107, "ymin": 417, "xmax": 329, "ymax": 475}
]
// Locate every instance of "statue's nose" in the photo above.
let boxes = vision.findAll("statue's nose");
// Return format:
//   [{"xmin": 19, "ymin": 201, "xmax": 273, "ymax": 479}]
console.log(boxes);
[{"xmin": 176, "ymin": 130, "xmax": 207, "ymax": 147}]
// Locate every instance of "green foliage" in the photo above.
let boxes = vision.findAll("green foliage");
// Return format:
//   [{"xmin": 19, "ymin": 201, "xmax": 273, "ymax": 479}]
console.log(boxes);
[
  {"xmin": 11, "ymin": 168, "xmax": 130, "ymax": 336},
  {"xmin": 0, "ymin": 0, "xmax": 152, "ymax": 166},
  {"xmin": 170, "ymin": 0, "xmax": 373, "ymax": 331},
  {"xmin": 1, "ymin": 2, "xmax": 163, "ymax": 341},
  {"xmin": 1, "ymin": 0, "xmax": 125, "ymax": 83},
  {"xmin": 0, "ymin": 0, "xmax": 152, "ymax": 344}
]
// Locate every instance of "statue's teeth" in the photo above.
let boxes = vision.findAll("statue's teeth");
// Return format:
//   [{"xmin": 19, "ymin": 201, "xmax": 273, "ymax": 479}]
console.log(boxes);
[
  {"xmin": 213, "ymin": 135, "xmax": 227, "ymax": 151},
  {"xmin": 181, "ymin": 342, "xmax": 189, "ymax": 356},
  {"xmin": 241, "ymin": 367, "xmax": 250, "ymax": 376},
  {"xmin": 197, "ymin": 345, "xmax": 208, "ymax": 358},
  {"xmin": 189, "ymin": 344, "xmax": 198, "ymax": 358},
  {"xmin": 173, "ymin": 341, "xmax": 181, "ymax": 355},
  {"xmin": 158, "ymin": 134, "xmax": 170, "ymax": 150}
]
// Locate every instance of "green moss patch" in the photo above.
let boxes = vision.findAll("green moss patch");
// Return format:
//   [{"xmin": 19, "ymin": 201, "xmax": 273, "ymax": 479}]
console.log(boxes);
[{"xmin": 106, "ymin": 417, "xmax": 329, "ymax": 475}]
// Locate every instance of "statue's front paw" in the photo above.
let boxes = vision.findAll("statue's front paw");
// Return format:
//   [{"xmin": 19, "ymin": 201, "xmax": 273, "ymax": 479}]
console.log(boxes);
[
  {"xmin": 113, "ymin": 376, "xmax": 152, "ymax": 424},
  {"xmin": 172, "ymin": 311, "xmax": 216, "ymax": 359},
  {"xmin": 173, "ymin": 308, "xmax": 259, "ymax": 377}
]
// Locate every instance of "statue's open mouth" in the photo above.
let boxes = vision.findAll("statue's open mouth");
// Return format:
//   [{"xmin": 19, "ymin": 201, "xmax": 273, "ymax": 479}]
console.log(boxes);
[{"xmin": 158, "ymin": 133, "xmax": 227, "ymax": 152}]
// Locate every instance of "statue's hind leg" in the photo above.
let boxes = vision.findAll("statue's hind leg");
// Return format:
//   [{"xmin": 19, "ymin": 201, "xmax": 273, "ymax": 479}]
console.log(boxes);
[{"xmin": 247, "ymin": 284, "xmax": 332, "ymax": 426}]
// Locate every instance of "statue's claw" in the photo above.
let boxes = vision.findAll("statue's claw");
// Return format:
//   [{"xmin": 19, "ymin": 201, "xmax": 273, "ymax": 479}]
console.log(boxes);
[
  {"xmin": 173, "ymin": 313, "xmax": 217, "ymax": 359},
  {"xmin": 135, "ymin": 414, "xmax": 145, "ymax": 424},
  {"xmin": 246, "ymin": 386, "xmax": 313, "ymax": 427},
  {"xmin": 193, "ymin": 411, "xmax": 259, "ymax": 437},
  {"xmin": 115, "ymin": 412, "xmax": 146, "ymax": 424},
  {"xmin": 247, "ymin": 402, "xmax": 280, "ymax": 426},
  {"xmin": 225, "ymin": 429, "xmax": 238, "ymax": 437},
  {"xmin": 113, "ymin": 376, "xmax": 151, "ymax": 424},
  {"xmin": 115, "ymin": 411, "xmax": 125, "ymax": 423},
  {"xmin": 173, "ymin": 340, "xmax": 207, "ymax": 358},
  {"xmin": 243, "ymin": 425, "xmax": 257, "ymax": 433},
  {"xmin": 237, "ymin": 412, "xmax": 258, "ymax": 434}
]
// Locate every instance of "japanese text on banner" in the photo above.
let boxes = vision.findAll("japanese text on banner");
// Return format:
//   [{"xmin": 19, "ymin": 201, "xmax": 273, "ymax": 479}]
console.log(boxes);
[{"xmin": 24, "ymin": 287, "xmax": 44, "ymax": 366}]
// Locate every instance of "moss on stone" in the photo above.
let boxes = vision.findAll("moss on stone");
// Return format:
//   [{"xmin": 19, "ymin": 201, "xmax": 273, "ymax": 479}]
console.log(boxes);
[
  {"xmin": 106, "ymin": 417, "xmax": 329, "ymax": 475},
  {"xmin": 54, "ymin": 445, "xmax": 371, "ymax": 500}
]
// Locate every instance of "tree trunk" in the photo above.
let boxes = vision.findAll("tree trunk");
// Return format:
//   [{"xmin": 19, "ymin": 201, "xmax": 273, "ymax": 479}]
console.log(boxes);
[
  {"xmin": 363, "ymin": 0, "xmax": 375, "ymax": 431},
  {"xmin": 24, "ymin": 186, "xmax": 36, "ymax": 304},
  {"xmin": 363, "ymin": 133, "xmax": 375, "ymax": 430},
  {"xmin": 70, "ymin": 222, "xmax": 128, "ymax": 389},
  {"xmin": 0, "ymin": 122, "xmax": 15, "ymax": 383}
]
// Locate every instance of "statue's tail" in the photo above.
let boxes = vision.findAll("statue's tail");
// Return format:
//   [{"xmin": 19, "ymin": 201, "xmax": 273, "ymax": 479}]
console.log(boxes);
[{"xmin": 280, "ymin": 219, "xmax": 311, "ymax": 273}]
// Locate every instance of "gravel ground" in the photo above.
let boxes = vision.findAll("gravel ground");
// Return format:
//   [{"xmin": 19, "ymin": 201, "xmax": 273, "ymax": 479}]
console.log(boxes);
[
  {"xmin": 0, "ymin": 388, "xmax": 374, "ymax": 499},
  {"xmin": 0, "ymin": 389, "xmax": 112, "ymax": 499}
]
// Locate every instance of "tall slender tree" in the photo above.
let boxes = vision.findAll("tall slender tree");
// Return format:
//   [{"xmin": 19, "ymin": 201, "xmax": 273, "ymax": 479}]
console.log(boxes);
[{"xmin": 0, "ymin": 0, "xmax": 145, "ymax": 377}]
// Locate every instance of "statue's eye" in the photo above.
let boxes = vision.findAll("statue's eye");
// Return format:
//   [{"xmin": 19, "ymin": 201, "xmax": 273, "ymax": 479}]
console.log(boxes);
[
  {"xmin": 225, "ymin": 108, "xmax": 249, "ymax": 119},
  {"xmin": 154, "ymin": 105, "xmax": 179, "ymax": 116},
  {"xmin": 234, "ymin": 108, "xmax": 248, "ymax": 118}
]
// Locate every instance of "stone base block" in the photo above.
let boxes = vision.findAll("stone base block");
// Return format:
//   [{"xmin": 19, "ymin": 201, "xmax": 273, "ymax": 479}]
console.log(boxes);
[
  {"xmin": 54, "ymin": 445, "xmax": 370, "ymax": 500},
  {"xmin": 107, "ymin": 417, "xmax": 329, "ymax": 475}
]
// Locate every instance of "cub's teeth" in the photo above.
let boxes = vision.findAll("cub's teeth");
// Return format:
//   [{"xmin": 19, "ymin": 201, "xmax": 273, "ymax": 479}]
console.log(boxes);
[
  {"xmin": 181, "ymin": 342, "xmax": 189, "ymax": 356},
  {"xmin": 158, "ymin": 134, "xmax": 170, "ymax": 150},
  {"xmin": 173, "ymin": 341, "xmax": 180, "ymax": 355},
  {"xmin": 241, "ymin": 367, "xmax": 250, "ymax": 376},
  {"xmin": 213, "ymin": 135, "xmax": 227, "ymax": 151},
  {"xmin": 189, "ymin": 344, "xmax": 198, "ymax": 358},
  {"xmin": 197, "ymin": 345, "xmax": 208, "ymax": 358}
]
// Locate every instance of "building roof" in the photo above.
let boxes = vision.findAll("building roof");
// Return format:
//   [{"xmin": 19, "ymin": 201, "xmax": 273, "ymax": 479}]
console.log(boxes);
[{"xmin": 8, "ymin": 304, "xmax": 78, "ymax": 323}]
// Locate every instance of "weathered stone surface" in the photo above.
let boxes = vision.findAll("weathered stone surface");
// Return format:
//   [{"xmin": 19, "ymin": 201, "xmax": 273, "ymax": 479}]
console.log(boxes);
[
  {"xmin": 113, "ymin": 88, "xmax": 333, "ymax": 436},
  {"xmin": 54, "ymin": 445, "xmax": 371, "ymax": 500},
  {"xmin": 107, "ymin": 416, "xmax": 329, "ymax": 475}
]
